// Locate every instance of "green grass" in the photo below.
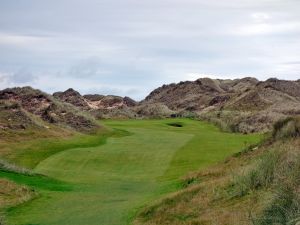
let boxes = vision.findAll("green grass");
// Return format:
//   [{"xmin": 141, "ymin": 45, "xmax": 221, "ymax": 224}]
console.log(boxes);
[
  {"xmin": 0, "ymin": 171, "xmax": 72, "ymax": 192},
  {"xmin": 2, "ymin": 119, "xmax": 261, "ymax": 225},
  {"xmin": 1, "ymin": 129, "xmax": 116, "ymax": 169}
]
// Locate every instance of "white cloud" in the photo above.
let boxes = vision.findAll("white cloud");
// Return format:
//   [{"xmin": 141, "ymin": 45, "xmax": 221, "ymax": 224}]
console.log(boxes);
[
  {"xmin": 236, "ymin": 22, "xmax": 300, "ymax": 36},
  {"xmin": 184, "ymin": 73, "xmax": 238, "ymax": 81},
  {"xmin": 0, "ymin": 33, "xmax": 44, "ymax": 47},
  {"xmin": 251, "ymin": 13, "xmax": 271, "ymax": 22}
]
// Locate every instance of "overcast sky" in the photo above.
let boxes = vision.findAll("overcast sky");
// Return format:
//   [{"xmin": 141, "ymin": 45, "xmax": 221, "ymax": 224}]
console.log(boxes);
[{"xmin": 0, "ymin": 0, "xmax": 299, "ymax": 100}]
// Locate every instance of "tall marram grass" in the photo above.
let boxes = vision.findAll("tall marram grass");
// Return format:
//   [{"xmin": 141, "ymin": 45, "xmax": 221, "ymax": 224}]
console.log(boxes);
[
  {"xmin": 253, "ymin": 152, "xmax": 300, "ymax": 225},
  {"xmin": 231, "ymin": 148, "xmax": 300, "ymax": 225},
  {"xmin": 272, "ymin": 117, "xmax": 300, "ymax": 140},
  {"xmin": 230, "ymin": 150, "xmax": 280, "ymax": 197},
  {"xmin": 230, "ymin": 117, "xmax": 300, "ymax": 225}
]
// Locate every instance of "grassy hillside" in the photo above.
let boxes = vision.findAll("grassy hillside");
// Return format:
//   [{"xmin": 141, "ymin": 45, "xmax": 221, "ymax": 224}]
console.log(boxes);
[
  {"xmin": 134, "ymin": 118, "xmax": 300, "ymax": 225},
  {"xmin": 0, "ymin": 119, "xmax": 261, "ymax": 225}
]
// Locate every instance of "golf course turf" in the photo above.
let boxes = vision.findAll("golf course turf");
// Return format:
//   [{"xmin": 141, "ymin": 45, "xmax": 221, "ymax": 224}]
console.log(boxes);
[{"xmin": 4, "ymin": 119, "xmax": 261, "ymax": 225}]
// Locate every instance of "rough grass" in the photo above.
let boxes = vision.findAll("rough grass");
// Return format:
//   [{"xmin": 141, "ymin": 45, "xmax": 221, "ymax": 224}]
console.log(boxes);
[
  {"xmin": 230, "ymin": 150, "xmax": 280, "ymax": 198},
  {"xmin": 199, "ymin": 110, "xmax": 253, "ymax": 133},
  {"xmin": 0, "ymin": 159, "xmax": 33, "ymax": 176},
  {"xmin": 252, "ymin": 143, "xmax": 300, "ymax": 225},
  {"xmin": 1, "ymin": 119, "xmax": 261, "ymax": 225},
  {"xmin": 231, "ymin": 118, "xmax": 300, "ymax": 225},
  {"xmin": 0, "ymin": 178, "xmax": 37, "ymax": 225},
  {"xmin": 272, "ymin": 117, "xmax": 300, "ymax": 140}
]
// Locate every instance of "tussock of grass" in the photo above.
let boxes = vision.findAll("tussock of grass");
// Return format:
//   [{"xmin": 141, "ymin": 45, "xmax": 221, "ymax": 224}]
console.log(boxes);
[
  {"xmin": 252, "ymin": 147, "xmax": 300, "ymax": 225},
  {"xmin": 0, "ymin": 160, "xmax": 34, "ymax": 176},
  {"xmin": 0, "ymin": 178, "xmax": 37, "ymax": 225},
  {"xmin": 254, "ymin": 185, "xmax": 300, "ymax": 225},
  {"xmin": 272, "ymin": 117, "xmax": 300, "ymax": 140},
  {"xmin": 230, "ymin": 151, "xmax": 280, "ymax": 197}
]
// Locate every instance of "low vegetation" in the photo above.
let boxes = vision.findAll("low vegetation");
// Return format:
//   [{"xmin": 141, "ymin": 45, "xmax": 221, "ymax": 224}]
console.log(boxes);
[
  {"xmin": 272, "ymin": 117, "xmax": 300, "ymax": 140},
  {"xmin": 0, "ymin": 178, "xmax": 37, "ymax": 225},
  {"xmin": 232, "ymin": 117, "xmax": 300, "ymax": 225},
  {"xmin": 0, "ymin": 159, "xmax": 33, "ymax": 176}
]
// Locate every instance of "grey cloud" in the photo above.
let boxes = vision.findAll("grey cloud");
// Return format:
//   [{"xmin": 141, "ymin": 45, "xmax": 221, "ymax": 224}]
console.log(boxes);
[
  {"xmin": 0, "ymin": 0, "xmax": 300, "ymax": 99},
  {"xmin": 9, "ymin": 69, "xmax": 36, "ymax": 84},
  {"xmin": 0, "ymin": 69, "xmax": 37, "ymax": 87},
  {"xmin": 68, "ymin": 58, "xmax": 111, "ymax": 78},
  {"xmin": 0, "ymin": 73, "xmax": 5, "ymax": 82}
]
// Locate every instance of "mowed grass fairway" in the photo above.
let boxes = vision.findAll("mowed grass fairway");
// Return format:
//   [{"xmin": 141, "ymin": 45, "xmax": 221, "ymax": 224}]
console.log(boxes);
[{"xmin": 6, "ymin": 119, "xmax": 261, "ymax": 225}]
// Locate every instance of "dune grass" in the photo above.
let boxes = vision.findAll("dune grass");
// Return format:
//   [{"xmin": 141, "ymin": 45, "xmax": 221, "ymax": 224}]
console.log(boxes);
[{"xmin": 2, "ymin": 119, "xmax": 261, "ymax": 225}]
